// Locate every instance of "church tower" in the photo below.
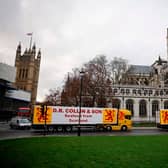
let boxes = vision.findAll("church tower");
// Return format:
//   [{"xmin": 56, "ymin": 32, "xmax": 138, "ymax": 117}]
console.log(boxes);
[{"xmin": 14, "ymin": 42, "xmax": 41, "ymax": 106}]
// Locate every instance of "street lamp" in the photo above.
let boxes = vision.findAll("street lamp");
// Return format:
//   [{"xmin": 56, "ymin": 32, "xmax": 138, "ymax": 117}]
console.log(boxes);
[
  {"xmin": 148, "ymin": 97, "xmax": 150, "ymax": 122},
  {"xmin": 78, "ymin": 70, "xmax": 85, "ymax": 136},
  {"xmin": 161, "ymin": 98, "xmax": 163, "ymax": 109}
]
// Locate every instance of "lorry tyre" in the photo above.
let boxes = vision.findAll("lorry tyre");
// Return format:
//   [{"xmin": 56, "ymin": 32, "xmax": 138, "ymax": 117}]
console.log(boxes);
[
  {"xmin": 57, "ymin": 126, "xmax": 63, "ymax": 132},
  {"xmin": 106, "ymin": 126, "xmax": 112, "ymax": 131},
  {"xmin": 98, "ymin": 127, "xmax": 104, "ymax": 132},
  {"xmin": 10, "ymin": 125, "xmax": 13, "ymax": 129},
  {"xmin": 26, "ymin": 127, "xmax": 29, "ymax": 130},
  {"xmin": 121, "ymin": 125, "xmax": 127, "ymax": 131},
  {"xmin": 65, "ymin": 126, "xmax": 72, "ymax": 132},
  {"xmin": 48, "ymin": 126, "xmax": 54, "ymax": 132}
]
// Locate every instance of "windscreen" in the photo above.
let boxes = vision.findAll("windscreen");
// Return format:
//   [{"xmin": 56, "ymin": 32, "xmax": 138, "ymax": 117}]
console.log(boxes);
[{"xmin": 18, "ymin": 109, "xmax": 30, "ymax": 113}]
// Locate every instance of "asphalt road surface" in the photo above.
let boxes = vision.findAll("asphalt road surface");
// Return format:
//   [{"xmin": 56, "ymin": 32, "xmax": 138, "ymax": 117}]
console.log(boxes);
[{"xmin": 1, "ymin": 122, "xmax": 168, "ymax": 140}]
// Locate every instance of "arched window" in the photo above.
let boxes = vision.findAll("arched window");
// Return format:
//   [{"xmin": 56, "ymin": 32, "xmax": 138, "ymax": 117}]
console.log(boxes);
[
  {"xmin": 149, "ymin": 90, "xmax": 153, "ymax": 95},
  {"xmin": 126, "ymin": 99, "xmax": 134, "ymax": 116},
  {"xmin": 113, "ymin": 89, "xmax": 118, "ymax": 94},
  {"xmin": 22, "ymin": 69, "xmax": 25, "ymax": 79},
  {"xmin": 19, "ymin": 68, "xmax": 22, "ymax": 78},
  {"xmin": 152, "ymin": 100, "xmax": 159, "ymax": 117},
  {"xmin": 126, "ymin": 89, "xmax": 130, "ymax": 95},
  {"xmin": 25, "ymin": 69, "xmax": 28, "ymax": 79},
  {"xmin": 165, "ymin": 90, "xmax": 168, "ymax": 95},
  {"xmin": 132, "ymin": 89, "xmax": 136, "ymax": 94},
  {"xmin": 138, "ymin": 90, "xmax": 141, "ymax": 95},
  {"xmin": 164, "ymin": 101, "xmax": 168, "ymax": 109},
  {"xmin": 160, "ymin": 90, "xmax": 163, "ymax": 96},
  {"xmin": 112, "ymin": 99, "xmax": 120, "ymax": 109},
  {"xmin": 121, "ymin": 89, "xmax": 125, "ymax": 94},
  {"xmin": 139, "ymin": 99, "xmax": 147, "ymax": 117}
]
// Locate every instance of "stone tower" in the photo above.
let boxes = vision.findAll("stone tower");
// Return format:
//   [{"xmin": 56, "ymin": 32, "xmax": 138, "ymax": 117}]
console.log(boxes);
[{"xmin": 14, "ymin": 42, "xmax": 41, "ymax": 106}]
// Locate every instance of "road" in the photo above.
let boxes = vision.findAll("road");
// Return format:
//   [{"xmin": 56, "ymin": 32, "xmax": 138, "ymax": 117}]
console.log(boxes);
[{"xmin": 0, "ymin": 122, "xmax": 168, "ymax": 140}]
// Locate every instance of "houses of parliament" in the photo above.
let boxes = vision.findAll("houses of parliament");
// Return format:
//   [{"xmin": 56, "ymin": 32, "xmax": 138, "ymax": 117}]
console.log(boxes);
[
  {"xmin": 14, "ymin": 42, "xmax": 41, "ymax": 106},
  {"xmin": 0, "ymin": 41, "xmax": 41, "ymax": 119}
]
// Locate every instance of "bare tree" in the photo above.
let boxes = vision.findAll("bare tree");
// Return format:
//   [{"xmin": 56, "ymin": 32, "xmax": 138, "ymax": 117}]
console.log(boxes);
[
  {"xmin": 61, "ymin": 69, "xmax": 81, "ymax": 106},
  {"xmin": 109, "ymin": 57, "xmax": 128, "ymax": 84},
  {"xmin": 45, "ymin": 88, "xmax": 61, "ymax": 105},
  {"xmin": 83, "ymin": 55, "xmax": 112, "ymax": 107},
  {"xmin": 55, "ymin": 55, "xmax": 128, "ymax": 107},
  {"xmin": 61, "ymin": 55, "xmax": 112, "ymax": 107}
]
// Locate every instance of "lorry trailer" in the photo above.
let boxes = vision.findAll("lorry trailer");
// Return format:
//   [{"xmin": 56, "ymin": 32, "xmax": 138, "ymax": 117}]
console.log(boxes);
[{"xmin": 32, "ymin": 105, "xmax": 132, "ymax": 132}]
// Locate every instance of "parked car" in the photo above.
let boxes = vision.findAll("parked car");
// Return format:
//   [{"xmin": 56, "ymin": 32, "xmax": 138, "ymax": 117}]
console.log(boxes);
[{"xmin": 9, "ymin": 117, "xmax": 32, "ymax": 129}]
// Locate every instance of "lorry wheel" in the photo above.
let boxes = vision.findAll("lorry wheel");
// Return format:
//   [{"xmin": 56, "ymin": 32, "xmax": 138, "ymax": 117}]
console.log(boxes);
[
  {"xmin": 65, "ymin": 126, "xmax": 72, "ymax": 132},
  {"xmin": 121, "ymin": 125, "xmax": 127, "ymax": 131},
  {"xmin": 10, "ymin": 125, "xmax": 13, "ymax": 129},
  {"xmin": 57, "ymin": 126, "xmax": 63, "ymax": 132},
  {"xmin": 98, "ymin": 127, "xmax": 104, "ymax": 132},
  {"xmin": 106, "ymin": 126, "xmax": 112, "ymax": 131},
  {"xmin": 48, "ymin": 126, "xmax": 54, "ymax": 132},
  {"xmin": 27, "ymin": 127, "xmax": 31, "ymax": 130}
]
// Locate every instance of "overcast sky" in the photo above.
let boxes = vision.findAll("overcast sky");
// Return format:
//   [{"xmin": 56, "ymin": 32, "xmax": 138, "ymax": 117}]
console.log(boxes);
[{"xmin": 1, "ymin": 0, "xmax": 168, "ymax": 101}]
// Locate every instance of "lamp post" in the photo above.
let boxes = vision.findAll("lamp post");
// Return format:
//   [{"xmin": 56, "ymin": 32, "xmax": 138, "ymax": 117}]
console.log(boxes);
[
  {"xmin": 148, "ymin": 97, "xmax": 150, "ymax": 122},
  {"xmin": 78, "ymin": 70, "xmax": 85, "ymax": 136}
]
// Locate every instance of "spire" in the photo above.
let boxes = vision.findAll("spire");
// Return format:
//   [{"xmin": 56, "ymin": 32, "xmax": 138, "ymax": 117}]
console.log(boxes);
[
  {"xmin": 67, "ymin": 72, "xmax": 70, "ymax": 84},
  {"xmin": 32, "ymin": 43, "xmax": 36, "ymax": 55},
  {"xmin": 158, "ymin": 55, "xmax": 162, "ymax": 65},
  {"xmin": 37, "ymin": 48, "xmax": 41, "ymax": 59},
  {"xmin": 24, "ymin": 48, "xmax": 28, "ymax": 54},
  {"xmin": 16, "ymin": 42, "xmax": 21, "ymax": 55},
  {"xmin": 18, "ymin": 41, "xmax": 21, "ymax": 49},
  {"xmin": 32, "ymin": 43, "xmax": 36, "ymax": 50},
  {"xmin": 26, "ymin": 32, "xmax": 33, "ymax": 50},
  {"xmin": 15, "ymin": 42, "xmax": 21, "ymax": 66}
]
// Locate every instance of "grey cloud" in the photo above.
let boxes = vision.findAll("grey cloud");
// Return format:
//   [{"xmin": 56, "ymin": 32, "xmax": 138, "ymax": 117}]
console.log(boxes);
[
  {"xmin": 0, "ymin": 0, "xmax": 23, "ymax": 34},
  {"xmin": 1, "ymin": 0, "xmax": 168, "ymax": 101}
]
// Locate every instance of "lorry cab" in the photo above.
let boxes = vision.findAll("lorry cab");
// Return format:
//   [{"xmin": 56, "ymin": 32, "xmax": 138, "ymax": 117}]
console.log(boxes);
[
  {"xmin": 105, "ymin": 109, "xmax": 132, "ymax": 131},
  {"xmin": 119, "ymin": 109, "xmax": 132, "ymax": 131},
  {"xmin": 157, "ymin": 109, "xmax": 168, "ymax": 129}
]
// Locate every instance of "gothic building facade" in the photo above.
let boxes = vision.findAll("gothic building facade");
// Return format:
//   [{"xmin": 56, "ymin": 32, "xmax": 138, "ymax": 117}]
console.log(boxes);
[
  {"xmin": 110, "ymin": 56, "xmax": 168, "ymax": 122},
  {"xmin": 14, "ymin": 43, "xmax": 41, "ymax": 106}
]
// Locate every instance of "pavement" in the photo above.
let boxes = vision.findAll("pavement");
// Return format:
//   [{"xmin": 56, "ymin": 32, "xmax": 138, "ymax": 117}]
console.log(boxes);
[
  {"xmin": 0, "ymin": 121, "xmax": 8, "ymax": 124},
  {"xmin": 0, "ymin": 122, "xmax": 162, "ymax": 141},
  {"xmin": 0, "ymin": 121, "xmax": 158, "ymax": 130},
  {"xmin": 132, "ymin": 127, "xmax": 157, "ymax": 130}
]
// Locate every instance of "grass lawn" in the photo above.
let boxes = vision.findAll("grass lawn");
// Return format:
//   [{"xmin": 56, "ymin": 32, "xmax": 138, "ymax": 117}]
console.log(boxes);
[
  {"xmin": 0, "ymin": 135, "xmax": 168, "ymax": 168},
  {"xmin": 133, "ymin": 122, "xmax": 156, "ymax": 127}
]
